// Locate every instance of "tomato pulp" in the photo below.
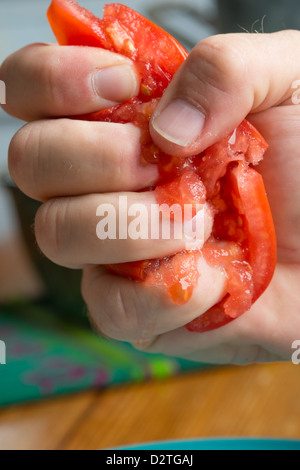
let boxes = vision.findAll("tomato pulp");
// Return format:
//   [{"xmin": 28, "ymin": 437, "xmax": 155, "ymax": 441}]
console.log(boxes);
[{"xmin": 48, "ymin": 1, "xmax": 277, "ymax": 332}]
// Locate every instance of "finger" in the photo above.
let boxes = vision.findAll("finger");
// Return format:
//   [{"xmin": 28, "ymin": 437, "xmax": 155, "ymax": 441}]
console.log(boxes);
[
  {"xmin": 81, "ymin": 260, "xmax": 227, "ymax": 343},
  {"xmin": 139, "ymin": 326, "xmax": 282, "ymax": 365},
  {"xmin": 150, "ymin": 30, "xmax": 300, "ymax": 156},
  {"xmin": 0, "ymin": 43, "xmax": 140, "ymax": 121},
  {"xmin": 8, "ymin": 120, "xmax": 158, "ymax": 201},
  {"xmin": 34, "ymin": 193, "xmax": 214, "ymax": 268}
]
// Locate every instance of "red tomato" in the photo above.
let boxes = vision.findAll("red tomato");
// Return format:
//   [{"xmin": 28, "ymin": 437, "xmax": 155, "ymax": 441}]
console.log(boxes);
[
  {"xmin": 48, "ymin": 1, "xmax": 277, "ymax": 332},
  {"xmin": 48, "ymin": 1, "xmax": 187, "ymax": 99}
]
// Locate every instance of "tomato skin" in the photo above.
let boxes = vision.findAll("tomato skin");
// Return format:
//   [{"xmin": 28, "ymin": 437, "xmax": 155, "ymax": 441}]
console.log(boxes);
[
  {"xmin": 229, "ymin": 162, "xmax": 277, "ymax": 302},
  {"xmin": 187, "ymin": 162, "xmax": 277, "ymax": 333},
  {"xmin": 106, "ymin": 260, "xmax": 152, "ymax": 281},
  {"xmin": 186, "ymin": 302, "xmax": 232, "ymax": 333},
  {"xmin": 47, "ymin": 0, "xmax": 107, "ymax": 47},
  {"xmin": 48, "ymin": 1, "xmax": 277, "ymax": 332}
]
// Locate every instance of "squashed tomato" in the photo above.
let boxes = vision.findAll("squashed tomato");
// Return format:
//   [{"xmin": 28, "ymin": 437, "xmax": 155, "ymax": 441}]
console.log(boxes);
[{"xmin": 47, "ymin": 1, "xmax": 277, "ymax": 332}]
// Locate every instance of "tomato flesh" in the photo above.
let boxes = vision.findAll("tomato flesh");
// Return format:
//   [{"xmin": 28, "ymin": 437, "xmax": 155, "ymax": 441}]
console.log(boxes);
[{"xmin": 48, "ymin": 1, "xmax": 277, "ymax": 332}]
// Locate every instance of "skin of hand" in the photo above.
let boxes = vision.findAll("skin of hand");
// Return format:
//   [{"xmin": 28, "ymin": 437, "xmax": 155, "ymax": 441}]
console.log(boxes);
[{"xmin": 1, "ymin": 32, "xmax": 300, "ymax": 365}]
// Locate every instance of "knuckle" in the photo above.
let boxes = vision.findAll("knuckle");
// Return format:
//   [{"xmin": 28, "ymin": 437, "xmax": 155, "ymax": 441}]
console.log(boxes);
[
  {"xmin": 195, "ymin": 35, "xmax": 248, "ymax": 79},
  {"xmin": 41, "ymin": 53, "xmax": 66, "ymax": 112},
  {"xmin": 83, "ymin": 273, "xmax": 144, "ymax": 342},
  {"xmin": 8, "ymin": 121, "xmax": 49, "ymax": 201},
  {"xmin": 33, "ymin": 47, "xmax": 76, "ymax": 114},
  {"xmin": 8, "ymin": 123, "xmax": 40, "ymax": 195},
  {"xmin": 35, "ymin": 198, "xmax": 71, "ymax": 266},
  {"xmin": 39, "ymin": 47, "xmax": 93, "ymax": 114},
  {"xmin": 183, "ymin": 35, "xmax": 250, "ymax": 102},
  {"xmin": 110, "ymin": 124, "xmax": 141, "ymax": 189},
  {"xmin": 103, "ymin": 284, "xmax": 140, "ymax": 340},
  {"xmin": 1, "ymin": 44, "xmax": 52, "ymax": 120},
  {"xmin": 8, "ymin": 127, "xmax": 27, "ymax": 184}
]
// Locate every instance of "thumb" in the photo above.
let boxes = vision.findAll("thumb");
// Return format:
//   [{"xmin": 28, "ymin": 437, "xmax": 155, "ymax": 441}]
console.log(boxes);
[{"xmin": 150, "ymin": 31, "xmax": 300, "ymax": 157}]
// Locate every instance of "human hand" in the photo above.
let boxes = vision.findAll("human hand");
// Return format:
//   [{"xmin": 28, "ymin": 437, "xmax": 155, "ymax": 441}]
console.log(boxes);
[
  {"xmin": 148, "ymin": 31, "xmax": 300, "ymax": 363},
  {"xmin": 3, "ymin": 33, "xmax": 300, "ymax": 364}
]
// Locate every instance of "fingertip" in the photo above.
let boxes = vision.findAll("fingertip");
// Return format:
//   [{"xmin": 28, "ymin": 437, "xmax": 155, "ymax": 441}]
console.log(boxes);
[
  {"xmin": 151, "ymin": 98, "xmax": 206, "ymax": 151},
  {"xmin": 0, "ymin": 43, "xmax": 141, "ymax": 121}
]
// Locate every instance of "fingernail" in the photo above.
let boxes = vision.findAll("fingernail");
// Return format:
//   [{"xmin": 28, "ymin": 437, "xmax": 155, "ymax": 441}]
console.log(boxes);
[
  {"xmin": 133, "ymin": 337, "xmax": 156, "ymax": 351},
  {"xmin": 92, "ymin": 64, "xmax": 138, "ymax": 103},
  {"xmin": 152, "ymin": 99, "xmax": 205, "ymax": 147}
]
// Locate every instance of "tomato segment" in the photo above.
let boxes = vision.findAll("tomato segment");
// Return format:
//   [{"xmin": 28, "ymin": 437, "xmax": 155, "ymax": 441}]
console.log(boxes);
[
  {"xmin": 48, "ymin": 1, "xmax": 187, "ymax": 99},
  {"xmin": 186, "ymin": 241, "xmax": 253, "ymax": 333},
  {"xmin": 146, "ymin": 251, "xmax": 202, "ymax": 306},
  {"xmin": 47, "ymin": 0, "xmax": 107, "ymax": 47},
  {"xmin": 48, "ymin": 1, "xmax": 277, "ymax": 332},
  {"xmin": 229, "ymin": 162, "xmax": 277, "ymax": 302},
  {"xmin": 196, "ymin": 120, "xmax": 269, "ymax": 199},
  {"xmin": 107, "ymin": 260, "xmax": 153, "ymax": 281}
]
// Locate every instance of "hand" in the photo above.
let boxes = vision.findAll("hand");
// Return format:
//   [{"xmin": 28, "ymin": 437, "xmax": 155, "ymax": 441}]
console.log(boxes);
[
  {"xmin": 147, "ymin": 31, "xmax": 300, "ymax": 363},
  {"xmin": 2, "ymin": 33, "xmax": 300, "ymax": 364}
]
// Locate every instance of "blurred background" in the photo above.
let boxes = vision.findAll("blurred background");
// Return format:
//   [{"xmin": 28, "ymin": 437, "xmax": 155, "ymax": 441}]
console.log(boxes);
[{"xmin": 1, "ymin": 0, "xmax": 300, "ymax": 451}]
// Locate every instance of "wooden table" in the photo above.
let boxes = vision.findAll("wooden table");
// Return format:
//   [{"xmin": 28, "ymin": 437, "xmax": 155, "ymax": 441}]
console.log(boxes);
[{"xmin": 0, "ymin": 362, "xmax": 299, "ymax": 450}]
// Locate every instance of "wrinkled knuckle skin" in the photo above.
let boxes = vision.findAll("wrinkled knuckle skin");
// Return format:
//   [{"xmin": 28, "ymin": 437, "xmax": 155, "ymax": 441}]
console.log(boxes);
[
  {"xmin": 41, "ymin": 54, "xmax": 66, "ymax": 114},
  {"xmin": 8, "ymin": 129, "xmax": 26, "ymax": 187},
  {"xmin": 8, "ymin": 123, "xmax": 39, "ymax": 197},
  {"xmin": 82, "ymin": 272, "xmax": 142, "ymax": 342},
  {"xmin": 33, "ymin": 48, "xmax": 74, "ymax": 116},
  {"xmin": 188, "ymin": 35, "xmax": 249, "ymax": 95},
  {"xmin": 34, "ymin": 198, "xmax": 70, "ymax": 266},
  {"xmin": 1, "ymin": 44, "xmax": 54, "ymax": 120},
  {"xmin": 109, "ymin": 124, "xmax": 141, "ymax": 190},
  {"xmin": 37, "ymin": 47, "xmax": 94, "ymax": 116},
  {"xmin": 112, "ymin": 127, "xmax": 136, "ymax": 185},
  {"xmin": 101, "ymin": 286, "xmax": 139, "ymax": 341}
]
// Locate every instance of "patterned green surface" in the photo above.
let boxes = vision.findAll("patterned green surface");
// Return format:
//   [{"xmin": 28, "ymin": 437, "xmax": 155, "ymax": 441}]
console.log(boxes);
[{"xmin": 0, "ymin": 301, "xmax": 210, "ymax": 407}]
